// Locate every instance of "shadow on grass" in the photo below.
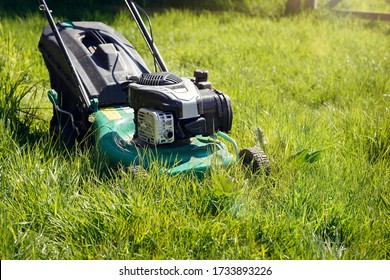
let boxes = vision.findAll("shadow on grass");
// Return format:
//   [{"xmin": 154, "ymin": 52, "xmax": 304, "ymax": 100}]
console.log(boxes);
[
  {"xmin": 0, "ymin": 0, "xmax": 126, "ymax": 21},
  {"xmin": 0, "ymin": 0, "xmax": 177, "ymax": 20},
  {"xmin": 1, "ymin": 0, "xmax": 288, "ymax": 20}
]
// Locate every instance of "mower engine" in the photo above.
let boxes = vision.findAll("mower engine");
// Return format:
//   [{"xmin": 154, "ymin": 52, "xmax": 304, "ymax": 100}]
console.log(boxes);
[{"xmin": 129, "ymin": 70, "xmax": 233, "ymax": 145}]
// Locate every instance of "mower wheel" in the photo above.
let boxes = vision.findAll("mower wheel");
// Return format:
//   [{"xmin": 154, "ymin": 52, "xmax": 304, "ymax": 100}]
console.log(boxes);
[{"xmin": 239, "ymin": 147, "xmax": 271, "ymax": 175}]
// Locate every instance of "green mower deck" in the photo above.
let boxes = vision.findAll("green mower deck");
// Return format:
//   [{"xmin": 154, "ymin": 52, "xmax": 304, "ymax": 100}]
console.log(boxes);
[{"xmin": 91, "ymin": 106, "xmax": 236, "ymax": 175}]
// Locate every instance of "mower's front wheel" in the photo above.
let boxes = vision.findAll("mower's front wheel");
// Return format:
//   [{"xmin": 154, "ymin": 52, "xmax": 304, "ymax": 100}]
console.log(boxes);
[{"xmin": 239, "ymin": 147, "xmax": 271, "ymax": 176}]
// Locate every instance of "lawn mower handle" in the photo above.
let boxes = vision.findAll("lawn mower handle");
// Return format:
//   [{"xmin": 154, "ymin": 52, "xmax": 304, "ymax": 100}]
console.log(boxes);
[
  {"xmin": 125, "ymin": 0, "xmax": 168, "ymax": 72},
  {"xmin": 37, "ymin": 0, "xmax": 92, "ymax": 110}
]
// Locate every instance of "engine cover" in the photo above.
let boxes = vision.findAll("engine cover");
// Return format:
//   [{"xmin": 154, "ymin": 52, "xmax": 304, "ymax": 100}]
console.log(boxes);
[
  {"xmin": 128, "ymin": 72, "xmax": 233, "ymax": 144},
  {"xmin": 129, "ymin": 73, "xmax": 201, "ymax": 120}
]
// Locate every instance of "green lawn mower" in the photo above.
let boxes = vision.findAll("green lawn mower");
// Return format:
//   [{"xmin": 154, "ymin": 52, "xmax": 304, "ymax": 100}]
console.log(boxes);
[{"xmin": 37, "ymin": 0, "xmax": 270, "ymax": 176}]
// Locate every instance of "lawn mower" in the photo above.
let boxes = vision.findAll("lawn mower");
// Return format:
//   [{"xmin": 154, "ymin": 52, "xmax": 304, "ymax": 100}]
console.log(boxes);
[{"xmin": 37, "ymin": 0, "xmax": 270, "ymax": 176}]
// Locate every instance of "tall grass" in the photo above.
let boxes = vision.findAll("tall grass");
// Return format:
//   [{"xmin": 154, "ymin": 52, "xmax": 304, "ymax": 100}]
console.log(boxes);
[
  {"xmin": 0, "ymin": 23, "xmax": 46, "ymax": 141},
  {"xmin": 150, "ymin": 0, "xmax": 288, "ymax": 16},
  {"xmin": 0, "ymin": 6, "xmax": 389, "ymax": 260}
]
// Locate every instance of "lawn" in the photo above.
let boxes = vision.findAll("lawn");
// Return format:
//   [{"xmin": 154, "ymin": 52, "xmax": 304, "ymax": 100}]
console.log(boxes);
[{"xmin": 0, "ymin": 1, "xmax": 389, "ymax": 259}]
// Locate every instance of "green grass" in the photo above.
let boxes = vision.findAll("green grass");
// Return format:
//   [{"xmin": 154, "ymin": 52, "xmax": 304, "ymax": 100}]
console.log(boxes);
[{"xmin": 0, "ymin": 5, "xmax": 389, "ymax": 259}]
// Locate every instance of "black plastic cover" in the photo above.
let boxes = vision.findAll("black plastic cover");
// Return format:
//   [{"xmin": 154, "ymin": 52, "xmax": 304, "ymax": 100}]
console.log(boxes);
[{"xmin": 39, "ymin": 21, "xmax": 150, "ymax": 107}]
